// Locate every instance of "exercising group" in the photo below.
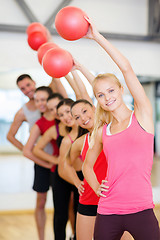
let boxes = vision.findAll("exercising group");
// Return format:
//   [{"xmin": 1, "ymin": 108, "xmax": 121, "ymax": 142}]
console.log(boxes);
[{"xmin": 7, "ymin": 17, "xmax": 160, "ymax": 240}]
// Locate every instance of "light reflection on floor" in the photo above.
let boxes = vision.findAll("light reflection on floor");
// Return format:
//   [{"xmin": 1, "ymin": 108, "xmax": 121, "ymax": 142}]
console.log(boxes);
[
  {"xmin": 0, "ymin": 154, "xmax": 160, "ymax": 210},
  {"xmin": 0, "ymin": 154, "xmax": 53, "ymax": 211}
]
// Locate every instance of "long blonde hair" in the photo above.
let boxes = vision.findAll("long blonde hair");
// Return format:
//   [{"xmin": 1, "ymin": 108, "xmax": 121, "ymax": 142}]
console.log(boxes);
[{"xmin": 90, "ymin": 73, "xmax": 122, "ymax": 148}]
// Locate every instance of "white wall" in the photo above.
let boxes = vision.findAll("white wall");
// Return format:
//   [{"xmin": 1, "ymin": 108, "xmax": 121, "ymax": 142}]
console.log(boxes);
[
  {"xmin": 0, "ymin": 0, "xmax": 148, "ymax": 35},
  {"xmin": 0, "ymin": 32, "xmax": 160, "ymax": 89},
  {"xmin": 0, "ymin": 0, "xmax": 159, "ymax": 89},
  {"xmin": 71, "ymin": 0, "xmax": 148, "ymax": 35}
]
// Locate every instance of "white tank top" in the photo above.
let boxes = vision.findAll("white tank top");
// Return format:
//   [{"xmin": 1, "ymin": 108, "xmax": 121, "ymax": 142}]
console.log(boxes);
[{"xmin": 107, "ymin": 111, "xmax": 134, "ymax": 135}]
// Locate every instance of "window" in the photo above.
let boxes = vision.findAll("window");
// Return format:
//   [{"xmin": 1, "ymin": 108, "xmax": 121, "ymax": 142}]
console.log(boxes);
[{"xmin": 0, "ymin": 89, "xmax": 29, "ymax": 152}]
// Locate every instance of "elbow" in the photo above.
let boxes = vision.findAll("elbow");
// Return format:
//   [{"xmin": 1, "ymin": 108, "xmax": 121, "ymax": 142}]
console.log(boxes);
[
  {"xmin": 33, "ymin": 145, "xmax": 41, "ymax": 158},
  {"xmin": 58, "ymin": 164, "xmax": 63, "ymax": 178},
  {"xmin": 58, "ymin": 161, "xmax": 65, "ymax": 178},
  {"xmin": 23, "ymin": 147, "xmax": 30, "ymax": 159},
  {"xmin": 32, "ymin": 146, "xmax": 37, "ymax": 157},
  {"xmin": 76, "ymin": 94, "xmax": 81, "ymax": 100},
  {"xmin": 23, "ymin": 149, "xmax": 28, "ymax": 158},
  {"xmin": 7, "ymin": 133, "xmax": 12, "ymax": 142},
  {"xmin": 122, "ymin": 59, "xmax": 132, "ymax": 74}
]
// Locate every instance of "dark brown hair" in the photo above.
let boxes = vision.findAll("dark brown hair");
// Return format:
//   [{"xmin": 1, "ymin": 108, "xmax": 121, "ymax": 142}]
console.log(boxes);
[{"xmin": 16, "ymin": 74, "xmax": 33, "ymax": 85}]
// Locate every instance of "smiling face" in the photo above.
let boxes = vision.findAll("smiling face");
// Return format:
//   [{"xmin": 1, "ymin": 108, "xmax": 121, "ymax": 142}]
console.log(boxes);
[
  {"xmin": 47, "ymin": 97, "xmax": 60, "ymax": 119},
  {"xmin": 17, "ymin": 77, "xmax": 36, "ymax": 99},
  {"xmin": 34, "ymin": 90, "xmax": 49, "ymax": 113},
  {"xmin": 94, "ymin": 77, "xmax": 124, "ymax": 112},
  {"xmin": 72, "ymin": 102, "xmax": 95, "ymax": 131},
  {"xmin": 57, "ymin": 104, "xmax": 75, "ymax": 127}
]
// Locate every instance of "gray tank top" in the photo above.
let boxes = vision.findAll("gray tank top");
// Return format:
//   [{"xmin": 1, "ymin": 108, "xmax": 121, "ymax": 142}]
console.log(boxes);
[
  {"xmin": 23, "ymin": 104, "xmax": 53, "ymax": 155},
  {"xmin": 22, "ymin": 104, "xmax": 41, "ymax": 131}
]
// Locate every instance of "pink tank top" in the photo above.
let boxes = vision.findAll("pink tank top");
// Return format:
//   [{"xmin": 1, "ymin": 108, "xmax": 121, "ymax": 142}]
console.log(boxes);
[{"xmin": 98, "ymin": 112, "xmax": 154, "ymax": 215}]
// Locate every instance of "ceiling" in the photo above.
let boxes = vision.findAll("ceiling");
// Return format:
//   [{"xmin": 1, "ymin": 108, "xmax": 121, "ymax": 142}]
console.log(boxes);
[{"xmin": 0, "ymin": 0, "xmax": 159, "ymax": 42}]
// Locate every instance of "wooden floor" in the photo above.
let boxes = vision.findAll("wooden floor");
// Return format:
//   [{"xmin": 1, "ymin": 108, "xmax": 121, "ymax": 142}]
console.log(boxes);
[
  {"xmin": 0, "ymin": 206, "xmax": 160, "ymax": 240},
  {"xmin": 0, "ymin": 211, "xmax": 72, "ymax": 240},
  {"xmin": 0, "ymin": 155, "xmax": 160, "ymax": 239}
]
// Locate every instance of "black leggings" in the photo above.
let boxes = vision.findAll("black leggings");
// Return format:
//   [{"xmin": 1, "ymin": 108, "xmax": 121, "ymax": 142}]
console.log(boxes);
[
  {"xmin": 94, "ymin": 209, "xmax": 160, "ymax": 240},
  {"xmin": 51, "ymin": 167, "xmax": 81, "ymax": 240}
]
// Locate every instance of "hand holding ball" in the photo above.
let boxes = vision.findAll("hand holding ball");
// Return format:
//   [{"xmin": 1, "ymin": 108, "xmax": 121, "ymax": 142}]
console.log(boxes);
[
  {"xmin": 42, "ymin": 48, "xmax": 73, "ymax": 78},
  {"xmin": 55, "ymin": 6, "xmax": 89, "ymax": 41}
]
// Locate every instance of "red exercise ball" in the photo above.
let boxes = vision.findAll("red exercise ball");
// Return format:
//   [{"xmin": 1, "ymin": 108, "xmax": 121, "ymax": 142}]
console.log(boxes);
[
  {"xmin": 26, "ymin": 22, "xmax": 47, "ymax": 36},
  {"xmin": 55, "ymin": 6, "xmax": 89, "ymax": 41},
  {"xmin": 42, "ymin": 48, "xmax": 73, "ymax": 78},
  {"xmin": 27, "ymin": 31, "xmax": 48, "ymax": 51},
  {"xmin": 37, "ymin": 42, "xmax": 59, "ymax": 65}
]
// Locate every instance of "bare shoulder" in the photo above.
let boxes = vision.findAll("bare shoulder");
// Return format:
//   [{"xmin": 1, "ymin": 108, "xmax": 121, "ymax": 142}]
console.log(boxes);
[
  {"xmin": 14, "ymin": 107, "xmax": 26, "ymax": 122},
  {"xmin": 30, "ymin": 123, "xmax": 41, "ymax": 135},
  {"xmin": 72, "ymin": 134, "xmax": 86, "ymax": 151},
  {"xmin": 44, "ymin": 125, "xmax": 57, "ymax": 140},
  {"xmin": 61, "ymin": 135, "xmax": 72, "ymax": 146},
  {"xmin": 47, "ymin": 125, "xmax": 56, "ymax": 135}
]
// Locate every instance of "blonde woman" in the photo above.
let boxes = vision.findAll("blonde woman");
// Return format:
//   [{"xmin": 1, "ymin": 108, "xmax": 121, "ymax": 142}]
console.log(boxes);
[{"xmin": 82, "ymin": 18, "xmax": 160, "ymax": 240}]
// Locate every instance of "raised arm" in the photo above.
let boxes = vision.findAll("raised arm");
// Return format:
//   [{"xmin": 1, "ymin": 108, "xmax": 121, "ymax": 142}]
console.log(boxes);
[
  {"xmin": 7, "ymin": 108, "xmax": 26, "ymax": 151},
  {"xmin": 48, "ymin": 78, "xmax": 56, "ymax": 92},
  {"xmin": 23, "ymin": 124, "xmax": 52, "ymax": 168},
  {"xmin": 84, "ymin": 17, "xmax": 153, "ymax": 132},
  {"xmin": 64, "ymin": 74, "xmax": 81, "ymax": 100},
  {"xmin": 72, "ymin": 58, "xmax": 95, "ymax": 85},
  {"xmin": 49, "ymin": 77, "xmax": 68, "ymax": 98},
  {"xmin": 33, "ymin": 126, "xmax": 59, "ymax": 165},
  {"xmin": 70, "ymin": 70, "xmax": 93, "ymax": 104}
]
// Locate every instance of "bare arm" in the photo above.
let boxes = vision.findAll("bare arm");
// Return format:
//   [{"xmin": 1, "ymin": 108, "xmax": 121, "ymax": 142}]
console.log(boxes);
[
  {"xmin": 64, "ymin": 74, "xmax": 81, "ymax": 100},
  {"xmin": 69, "ymin": 135, "xmax": 84, "ymax": 165},
  {"xmin": 72, "ymin": 59, "xmax": 95, "ymax": 85},
  {"xmin": 58, "ymin": 136, "xmax": 84, "ymax": 193},
  {"xmin": 49, "ymin": 78, "xmax": 56, "ymax": 92},
  {"xmin": 84, "ymin": 17, "xmax": 153, "ymax": 133},
  {"xmin": 49, "ymin": 77, "xmax": 68, "ymax": 98},
  {"xmin": 58, "ymin": 136, "xmax": 73, "ymax": 179},
  {"xmin": 61, "ymin": 156, "xmax": 84, "ymax": 194},
  {"xmin": 70, "ymin": 70, "xmax": 93, "ymax": 104},
  {"xmin": 7, "ymin": 108, "xmax": 26, "ymax": 151},
  {"xmin": 33, "ymin": 126, "xmax": 59, "ymax": 164},
  {"xmin": 83, "ymin": 128, "xmax": 103, "ymax": 195},
  {"xmin": 23, "ymin": 124, "xmax": 52, "ymax": 168}
]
